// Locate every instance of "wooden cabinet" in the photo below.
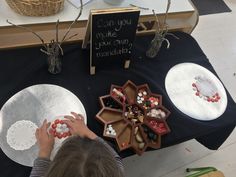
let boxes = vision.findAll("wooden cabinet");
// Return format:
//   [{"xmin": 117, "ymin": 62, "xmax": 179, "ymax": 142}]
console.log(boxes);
[{"xmin": 0, "ymin": 0, "xmax": 198, "ymax": 49}]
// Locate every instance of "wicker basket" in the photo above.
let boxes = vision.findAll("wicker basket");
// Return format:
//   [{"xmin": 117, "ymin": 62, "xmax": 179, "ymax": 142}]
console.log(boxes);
[{"xmin": 5, "ymin": 0, "xmax": 65, "ymax": 16}]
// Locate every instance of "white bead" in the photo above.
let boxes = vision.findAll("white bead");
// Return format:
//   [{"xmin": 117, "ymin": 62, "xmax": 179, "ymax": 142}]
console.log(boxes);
[
  {"xmin": 56, "ymin": 127, "xmax": 61, "ymax": 133},
  {"xmin": 141, "ymin": 97, "xmax": 144, "ymax": 101},
  {"xmin": 62, "ymin": 124, "xmax": 67, "ymax": 128},
  {"xmin": 143, "ymin": 91, "xmax": 147, "ymax": 95}
]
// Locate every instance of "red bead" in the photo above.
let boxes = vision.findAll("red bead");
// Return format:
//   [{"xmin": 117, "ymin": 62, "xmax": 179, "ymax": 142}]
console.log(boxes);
[
  {"xmin": 51, "ymin": 123, "xmax": 57, "ymax": 129},
  {"xmin": 195, "ymin": 92, "xmax": 200, "ymax": 96},
  {"xmin": 192, "ymin": 83, "xmax": 196, "ymax": 87},
  {"xmin": 54, "ymin": 119, "xmax": 60, "ymax": 124}
]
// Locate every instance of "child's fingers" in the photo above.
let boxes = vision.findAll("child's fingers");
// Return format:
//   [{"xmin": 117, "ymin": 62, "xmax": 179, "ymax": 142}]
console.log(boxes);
[
  {"xmin": 42, "ymin": 119, "xmax": 48, "ymax": 131},
  {"xmin": 64, "ymin": 116, "xmax": 75, "ymax": 122},
  {"xmin": 35, "ymin": 128, "xmax": 39, "ymax": 139},
  {"xmin": 63, "ymin": 120, "xmax": 74, "ymax": 127},
  {"xmin": 47, "ymin": 122, "xmax": 51, "ymax": 129},
  {"xmin": 71, "ymin": 112, "xmax": 84, "ymax": 121},
  {"xmin": 49, "ymin": 132, "xmax": 55, "ymax": 141}
]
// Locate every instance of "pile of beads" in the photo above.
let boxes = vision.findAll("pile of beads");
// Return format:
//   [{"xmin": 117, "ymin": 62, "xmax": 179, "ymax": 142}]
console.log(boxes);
[
  {"xmin": 137, "ymin": 89, "xmax": 148, "ymax": 104},
  {"xmin": 148, "ymin": 120, "xmax": 167, "ymax": 134},
  {"xmin": 142, "ymin": 125, "xmax": 158, "ymax": 143},
  {"xmin": 141, "ymin": 96, "xmax": 159, "ymax": 109},
  {"xmin": 134, "ymin": 127, "xmax": 145, "ymax": 149},
  {"xmin": 105, "ymin": 124, "xmax": 116, "ymax": 136},
  {"xmin": 124, "ymin": 105, "xmax": 144, "ymax": 123},
  {"xmin": 103, "ymin": 97, "xmax": 122, "ymax": 109},
  {"xmin": 147, "ymin": 109, "xmax": 166, "ymax": 119},
  {"xmin": 111, "ymin": 88, "xmax": 126, "ymax": 104},
  {"xmin": 49, "ymin": 119, "xmax": 71, "ymax": 139}
]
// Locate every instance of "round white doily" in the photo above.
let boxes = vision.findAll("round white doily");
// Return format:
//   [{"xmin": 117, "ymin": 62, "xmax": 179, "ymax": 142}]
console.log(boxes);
[
  {"xmin": 165, "ymin": 63, "xmax": 227, "ymax": 121},
  {"xmin": 7, "ymin": 120, "xmax": 38, "ymax": 151},
  {"xmin": 0, "ymin": 84, "xmax": 87, "ymax": 166}
]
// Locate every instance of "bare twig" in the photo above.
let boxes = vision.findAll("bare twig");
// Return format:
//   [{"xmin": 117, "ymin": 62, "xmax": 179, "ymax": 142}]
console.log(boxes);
[
  {"xmin": 7, "ymin": 20, "xmax": 48, "ymax": 49},
  {"xmin": 56, "ymin": 19, "xmax": 59, "ymax": 43},
  {"xmin": 166, "ymin": 32, "xmax": 179, "ymax": 39},
  {"xmin": 163, "ymin": 0, "xmax": 171, "ymax": 25},
  {"xmin": 60, "ymin": 0, "xmax": 83, "ymax": 44},
  {"xmin": 152, "ymin": 10, "xmax": 161, "ymax": 34},
  {"xmin": 130, "ymin": 4, "xmax": 149, "ymax": 10},
  {"xmin": 64, "ymin": 33, "xmax": 78, "ymax": 42},
  {"xmin": 58, "ymin": 44, "xmax": 64, "ymax": 55},
  {"xmin": 40, "ymin": 48, "xmax": 51, "ymax": 55}
]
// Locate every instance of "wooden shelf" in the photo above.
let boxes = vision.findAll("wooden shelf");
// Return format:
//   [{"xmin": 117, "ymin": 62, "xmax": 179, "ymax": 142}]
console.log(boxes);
[{"xmin": 0, "ymin": 0, "xmax": 198, "ymax": 49}]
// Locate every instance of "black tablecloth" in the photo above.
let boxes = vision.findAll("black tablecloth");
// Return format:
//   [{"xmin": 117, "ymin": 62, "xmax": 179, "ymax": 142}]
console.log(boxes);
[{"xmin": 1, "ymin": 32, "xmax": 236, "ymax": 177}]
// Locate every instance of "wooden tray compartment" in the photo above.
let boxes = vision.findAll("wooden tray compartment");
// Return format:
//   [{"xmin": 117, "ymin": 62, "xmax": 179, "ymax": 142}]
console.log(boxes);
[
  {"xmin": 146, "ymin": 105, "xmax": 171, "ymax": 120},
  {"xmin": 99, "ymin": 95, "xmax": 122, "ymax": 110},
  {"xmin": 137, "ymin": 92, "xmax": 162, "ymax": 110},
  {"xmin": 144, "ymin": 117, "xmax": 171, "ymax": 136},
  {"xmin": 103, "ymin": 119, "xmax": 128, "ymax": 139},
  {"xmin": 136, "ymin": 84, "xmax": 150, "ymax": 106},
  {"xmin": 110, "ymin": 85, "xmax": 127, "ymax": 106},
  {"xmin": 131, "ymin": 125, "xmax": 148, "ymax": 155},
  {"xmin": 122, "ymin": 80, "xmax": 137, "ymax": 104},
  {"xmin": 116, "ymin": 124, "xmax": 133, "ymax": 151},
  {"xmin": 96, "ymin": 108, "xmax": 123, "ymax": 124},
  {"xmin": 142, "ymin": 124, "xmax": 161, "ymax": 149},
  {"xmin": 123, "ymin": 103, "xmax": 145, "ymax": 125}
]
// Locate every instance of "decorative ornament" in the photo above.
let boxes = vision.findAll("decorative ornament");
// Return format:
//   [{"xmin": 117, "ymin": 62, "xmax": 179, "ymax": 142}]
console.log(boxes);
[{"xmin": 192, "ymin": 76, "xmax": 221, "ymax": 103}]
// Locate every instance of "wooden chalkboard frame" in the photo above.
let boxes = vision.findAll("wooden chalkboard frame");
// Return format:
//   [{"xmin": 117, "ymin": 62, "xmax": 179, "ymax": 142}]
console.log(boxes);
[{"xmin": 82, "ymin": 7, "xmax": 140, "ymax": 75}]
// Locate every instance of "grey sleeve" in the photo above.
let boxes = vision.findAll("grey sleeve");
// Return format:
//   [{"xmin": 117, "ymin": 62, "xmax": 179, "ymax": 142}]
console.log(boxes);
[
  {"xmin": 29, "ymin": 157, "xmax": 51, "ymax": 177},
  {"xmin": 95, "ymin": 137, "xmax": 124, "ymax": 173}
]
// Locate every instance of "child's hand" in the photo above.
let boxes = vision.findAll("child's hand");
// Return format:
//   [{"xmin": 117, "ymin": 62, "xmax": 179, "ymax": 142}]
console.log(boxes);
[
  {"xmin": 64, "ymin": 112, "xmax": 97, "ymax": 140},
  {"xmin": 35, "ymin": 119, "xmax": 55, "ymax": 159}
]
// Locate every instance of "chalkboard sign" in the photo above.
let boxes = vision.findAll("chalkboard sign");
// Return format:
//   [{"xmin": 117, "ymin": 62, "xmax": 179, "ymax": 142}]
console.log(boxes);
[{"xmin": 82, "ymin": 7, "xmax": 140, "ymax": 75}]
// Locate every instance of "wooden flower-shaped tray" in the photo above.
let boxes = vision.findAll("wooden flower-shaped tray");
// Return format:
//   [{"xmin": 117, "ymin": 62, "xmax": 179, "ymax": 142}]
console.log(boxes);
[{"xmin": 96, "ymin": 80, "xmax": 171, "ymax": 155}]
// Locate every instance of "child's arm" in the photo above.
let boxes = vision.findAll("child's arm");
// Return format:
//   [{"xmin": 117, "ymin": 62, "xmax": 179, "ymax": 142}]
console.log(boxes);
[
  {"xmin": 30, "ymin": 119, "xmax": 54, "ymax": 177},
  {"xmin": 29, "ymin": 158, "xmax": 51, "ymax": 177}
]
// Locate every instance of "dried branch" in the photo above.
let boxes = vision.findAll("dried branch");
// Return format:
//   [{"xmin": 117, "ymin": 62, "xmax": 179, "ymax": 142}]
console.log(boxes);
[
  {"xmin": 6, "ymin": 20, "xmax": 48, "ymax": 49},
  {"xmin": 163, "ymin": 38, "xmax": 170, "ymax": 48},
  {"xmin": 130, "ymin": 4, "xmax": 149, "ymax": 10},
  {"xmin": 63, "ymin": 33, "xmax": 78, "ymax": 42},
  {"xmin": 166, "ymin": 32, "xmax": 179, "ymax": 39},
  {"xmin": 60, "ymin": 0, "xmax": 83, "ymax": 44},
  {"xmin": 58, "ymin": 44, "xmax": 64, "ymax": 55},
  {"xmin": 40, "ymin": 48, "xmax": 51, "ymax": 55},
  {"xmin": 56, "ymin": 19, "xmax": 59, "ymax": 43},
  {"xmin": 152, "ymin": 10, "xmax": 161, "ymax": 34},
  {"xmin": 163, "ymin": 0, "xmax": 171, "ymax": 25}
]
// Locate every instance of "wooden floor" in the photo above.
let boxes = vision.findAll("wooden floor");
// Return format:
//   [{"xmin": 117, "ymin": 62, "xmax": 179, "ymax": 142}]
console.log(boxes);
[{"xmin": 123, "ymin": 0, "xmax": 236, "ymax": 176}]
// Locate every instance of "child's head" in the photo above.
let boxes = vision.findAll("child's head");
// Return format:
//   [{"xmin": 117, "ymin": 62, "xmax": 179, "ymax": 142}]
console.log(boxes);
[{"xmin": 44, "ymin": 136, "xmax": 124, "ymax": 177}]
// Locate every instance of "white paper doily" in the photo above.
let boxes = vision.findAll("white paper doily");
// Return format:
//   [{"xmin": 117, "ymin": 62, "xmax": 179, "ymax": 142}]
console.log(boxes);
[
  {"xmin": 0, "ymin": 84, "xmax": 87, "ymax": 167},
  {"xmin": 165, "ymin": 63, "xmax": 227, "ymax": 121},
  {"xmin": 7, "ymin": 120, "xmax": 38, "ymax": 151}
]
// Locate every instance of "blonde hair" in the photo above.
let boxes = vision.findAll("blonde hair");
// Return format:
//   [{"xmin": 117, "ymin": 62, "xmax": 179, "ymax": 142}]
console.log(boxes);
[{"xmin": 44, "ymin": 136, "xmax": 124, "ymax": 177}]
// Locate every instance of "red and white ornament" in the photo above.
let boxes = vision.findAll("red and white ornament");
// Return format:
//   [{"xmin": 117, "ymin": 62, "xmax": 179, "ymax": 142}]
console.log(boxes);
[{"xmin": 49, "ymin": 119, "xmax": 71, "ymax": 139}]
